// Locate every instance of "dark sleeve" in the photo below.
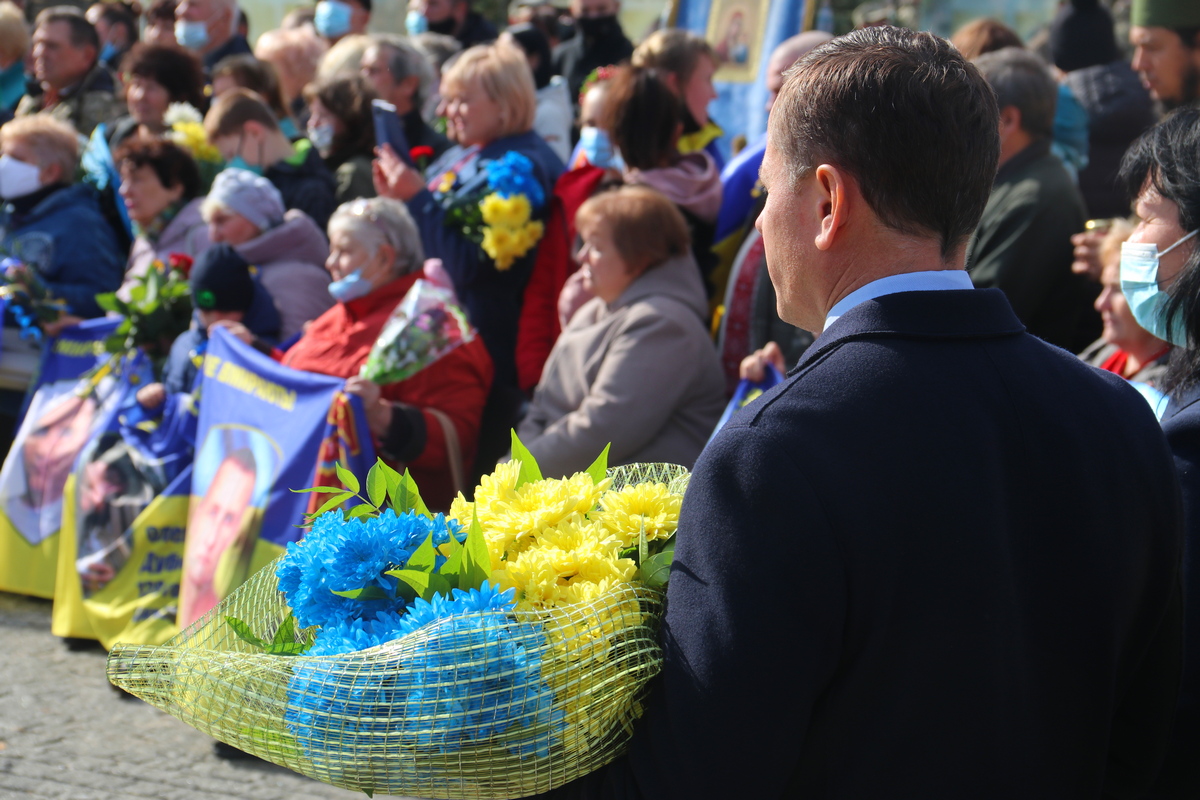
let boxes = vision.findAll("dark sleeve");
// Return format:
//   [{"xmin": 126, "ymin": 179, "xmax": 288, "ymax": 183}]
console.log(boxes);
[
  {"xmin": 289, "ymin": 178, "xmax": 337, "ymax": 233},
  {"xmin": 536, "ymin": 423, "xmax": 847, "ymax": 799},
  {"xmin": 407, "ymin": 186, "xmax": 488, "ymax": 290}
]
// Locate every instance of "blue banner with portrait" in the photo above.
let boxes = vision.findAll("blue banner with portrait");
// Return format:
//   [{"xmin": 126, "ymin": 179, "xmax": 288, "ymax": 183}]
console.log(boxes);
[
  {"xmin": 177, "ymin": 328, "xmax": 375, "ymax": 628},
  {"xmin": 675, "ymin": 0, "xmax": 809, "ymax": 163},
  {"xmin": 0, "ymin": 320, "xmax": 134, "ymax": 598}
]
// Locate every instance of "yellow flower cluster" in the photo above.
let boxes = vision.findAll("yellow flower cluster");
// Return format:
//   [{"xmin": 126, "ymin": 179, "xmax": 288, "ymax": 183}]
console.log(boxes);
[
  {"xmin": 595, "ymin": 483, "xmax": 682, "ymax": 550},
  {"xmin": 479, "ymin": 192, "xmax": 545, "ymax": 271},
  {"xmin": 437, "ymin": 171, "xmax": 456, "ymax": 194},
  {"xmin": 168, "ymin": 120, "xmax": 221, "ymax": 164}
]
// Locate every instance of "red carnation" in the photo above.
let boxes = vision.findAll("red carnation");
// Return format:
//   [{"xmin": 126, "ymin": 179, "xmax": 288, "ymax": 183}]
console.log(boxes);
[
  {"xmin": 167, "ymin": 252, "xmax": 194, "ymax": 277},
  {"xmin": 410, "ymin": 145, "xmax": 435, "ymax": 161}
]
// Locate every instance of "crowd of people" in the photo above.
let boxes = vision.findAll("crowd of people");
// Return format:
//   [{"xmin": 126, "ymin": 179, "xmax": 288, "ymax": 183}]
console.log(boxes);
[{"xmin": 2, "ymin": 0, "xmax": 1200, "ymax": 787}]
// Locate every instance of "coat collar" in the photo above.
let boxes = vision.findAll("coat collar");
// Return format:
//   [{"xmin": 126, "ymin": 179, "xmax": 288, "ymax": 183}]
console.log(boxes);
[
  {"xmin": 792, "ymin": 288, "xmax": 1026, "ymax": 374},
  {"xmin": 1163, "ymin": 381, "xmax": 1200, "ymax": 423}
]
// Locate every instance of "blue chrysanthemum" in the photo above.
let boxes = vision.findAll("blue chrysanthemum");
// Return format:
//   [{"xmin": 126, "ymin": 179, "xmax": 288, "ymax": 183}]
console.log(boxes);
[{"xmin": 486, "ymin": 152, "xmax": 545, "ymax": 209}]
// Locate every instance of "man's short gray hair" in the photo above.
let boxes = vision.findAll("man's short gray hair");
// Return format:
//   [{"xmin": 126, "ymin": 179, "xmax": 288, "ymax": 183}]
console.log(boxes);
[
  {"xmin": 328, "ymin": 197, "xmax": 425, "ymax": 277},
  {"xmin": 369, "ymin": 34, "xmax": 435, "ymax": 108},
  {"xmin": 973, "ymin": 47, "xmax": 1057, "ymax": 140}
]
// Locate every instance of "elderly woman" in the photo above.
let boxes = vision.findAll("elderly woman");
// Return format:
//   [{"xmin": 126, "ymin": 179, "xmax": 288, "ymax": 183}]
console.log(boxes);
[
  {"xmin": 1079, "ymin": 218, "xmax": 1171, "ymax": 386},
  {"xmin": 201, "ymin": 168, "xmax": 331, "ymax": 340},
  {"xmin": 107, "ymin": 44, "xmax": 207, "ymax": 151},
  {"xmin": 304, "ymin": 73, "xmax": 377, "ymax": 205},
  {"xmin": 1116, "ymin": 106, "xmax": 1200, "ymax": 797},
  {"xmin": 117, "ymin": 137, "xmax": 209, "ymax": 292},
  {"xmin": 374, "ymin": 40, "xmax": 564, "ymax": 392},
  {"xmin": 281, "ymin": 197, "xmax": 493, "ymax": 510},
  {"xmin": 517, "ymin": 186, "xmax": 725, "ymax": 478}
]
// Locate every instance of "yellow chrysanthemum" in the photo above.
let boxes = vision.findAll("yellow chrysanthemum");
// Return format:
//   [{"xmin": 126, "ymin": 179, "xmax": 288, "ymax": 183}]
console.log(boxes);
[
  {"xmin": 482, "ymin": 225, "xmax": 518, "ymax": 271},
  {"xmin": 168, "ymin": 121, "xmax": 221, "ymax": 163},
  {"xmin": 596, "ymin": 482, "xmax": 681, "ymax": 549},
  {"xmin": 480, "ymin": 192, "xmax": 531, "ymax": 228},
  {"xmin": 437, "ymin": 171, "xmax": 456, "ymax": 194}
]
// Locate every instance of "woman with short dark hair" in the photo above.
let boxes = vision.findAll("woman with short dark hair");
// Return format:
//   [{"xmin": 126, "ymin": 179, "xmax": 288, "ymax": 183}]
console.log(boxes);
[
  {"xmin": 116, "ymin": 137, "xmax": 210, "ymax": 293},
  {"xmin": 108, "ymin": 43, "xmax": 206, "ymax": 150},
  {"xmin": 303, "ymin": 72, "xmax": 377, "ymax": 205}
]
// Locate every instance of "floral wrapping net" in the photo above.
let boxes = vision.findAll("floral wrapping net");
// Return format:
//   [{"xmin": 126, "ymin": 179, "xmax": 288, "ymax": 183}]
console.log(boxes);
[{"xmin": 106, "ymin": 462, "xmax": 688, "ymax": 799}]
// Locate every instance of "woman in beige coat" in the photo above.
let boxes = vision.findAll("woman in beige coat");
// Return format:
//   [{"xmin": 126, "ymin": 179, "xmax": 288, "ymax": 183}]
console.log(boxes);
[{"xmin": 517, "ymin": 186, "xmax": 726, "ymax": 477}]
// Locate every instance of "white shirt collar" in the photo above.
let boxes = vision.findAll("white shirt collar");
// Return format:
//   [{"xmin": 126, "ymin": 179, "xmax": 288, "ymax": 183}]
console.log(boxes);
[{"xmin": 823, "ymin": 270, "xmax": 975, "ymax": 331}]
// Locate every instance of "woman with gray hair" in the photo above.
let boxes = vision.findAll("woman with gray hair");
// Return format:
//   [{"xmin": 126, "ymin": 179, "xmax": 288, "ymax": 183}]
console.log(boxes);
[{"xmin": 281, "ymin": 197, "xmax": 494, "ymax": 510}]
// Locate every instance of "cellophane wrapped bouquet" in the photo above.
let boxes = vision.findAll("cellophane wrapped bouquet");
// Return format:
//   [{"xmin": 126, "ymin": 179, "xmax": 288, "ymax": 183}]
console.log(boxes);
[
  {"xmin": 358, "ymin": 278, "xmax": 474, "ymax": 385},
  {"xmin": 106, "ymin": 436, "xmax": 686, "ymax": 798}
]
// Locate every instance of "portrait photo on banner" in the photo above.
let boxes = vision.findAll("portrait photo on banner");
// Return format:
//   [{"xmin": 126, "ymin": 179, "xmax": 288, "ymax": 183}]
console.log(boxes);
[
  {"xmin": 74, "ymin": 432, "xmax": 170, "ymax": 597},
  {"xmin": 706, "ymin": 0, "xmax": 770, "ymax": 83},
  {"xmin": 178, "ymin": 424, "xmax": 281, "ymax": 628},
  {"xmin": 0, "ymin": 375, "xmax": 124, "ymax": 549}
]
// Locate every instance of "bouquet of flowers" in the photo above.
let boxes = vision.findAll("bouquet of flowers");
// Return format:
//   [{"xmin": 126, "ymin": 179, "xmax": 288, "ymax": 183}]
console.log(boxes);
[
  {"xmin": 107, "ymin": 437, "xmax": 686, "ymax": 798},
  {"xmin": 165, "ymin": 103, "xmax": 223, "ymax": 192},
  {"xmin": 95, "ymin": 254, "xmax": 193, "ymax": 361},
  {"xmin": 0, "ymin": 257, "xmax": 67, "ymax": 341},
  {"xmin": 358, "ymin": 278, "xmax": 474, "ymax": 385},
  {"xmin": 436, "ymin": 151, "xmax": 547, "ymax": 271}
]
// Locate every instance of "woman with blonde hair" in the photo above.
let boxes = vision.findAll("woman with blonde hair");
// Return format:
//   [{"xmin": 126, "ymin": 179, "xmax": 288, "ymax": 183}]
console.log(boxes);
[
  {"xmin": 518, "ymin": 185, "xmax": 725, "ymax": 477},
  {"xmin": 373, "ymin": 40, "xmax": 564, "ymax": 394},
  {"xmin": 632, "ymin": 28, "xmax": 723, "ymax": 168},
  {"xmin": 0, "ymin": 1, "xmax": 28, "ymax": 115}
]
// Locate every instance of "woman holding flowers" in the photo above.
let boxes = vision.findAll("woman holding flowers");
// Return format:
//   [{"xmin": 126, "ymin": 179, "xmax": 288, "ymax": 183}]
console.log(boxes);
[
  {"xmin": 278, "ymin": 197, "xmax": 494, "ymax": 510},
  {"xmin": 373, "ymin": 40, "xmax": 564, "ymax": 393},
  {"xmin": 517, "ymin": 186, "xmax": 725, "ymax": 478}
]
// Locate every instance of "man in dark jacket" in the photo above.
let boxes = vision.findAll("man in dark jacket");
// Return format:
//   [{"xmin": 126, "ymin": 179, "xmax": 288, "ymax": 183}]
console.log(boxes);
[
  {"xmin": 204, "ymin": 88, "xmax": 337, "ymax": 233},
  {"xmin": 552, "ymin": 0, "xmax": 634, "ymax": 107},
  {"xmin": 968, "ymin": 47, "xmax": 1094, "ymax": 353},
  {"xmin": 175, "ymin": 0, "xmax": 252, "ymax": 72},
  {"xmin": 539, "ymin": 26, "xmax": 1183, "ymax": 800},
  {"xmin": 361, "ymin": 35, "xmax": 451, "ymax": 160},
  {"xmin": 16, "ymin": 6, "xmax": 123, "ymax": 137},
  {"xmin": 408, "ymin": 0, "xmax": 495, "ymax": 49},
  {"xmin": 1129, "ymin": 0, "xmax": 1200, "ymax": 112}
]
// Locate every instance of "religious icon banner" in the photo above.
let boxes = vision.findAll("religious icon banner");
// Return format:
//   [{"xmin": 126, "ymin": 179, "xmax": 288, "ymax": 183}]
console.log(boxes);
[{"xmin": 177, "ymin": 328, "xmax": 375, "ymax": 629}]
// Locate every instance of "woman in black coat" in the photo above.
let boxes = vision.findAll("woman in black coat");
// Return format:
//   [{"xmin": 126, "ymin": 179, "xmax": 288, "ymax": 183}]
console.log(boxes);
[{"xmin": 1121, "ymin": 106, "xmax": 1200, "ymax": 797}]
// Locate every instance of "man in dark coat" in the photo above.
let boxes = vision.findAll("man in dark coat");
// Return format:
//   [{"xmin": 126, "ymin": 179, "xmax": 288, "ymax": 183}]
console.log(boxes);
[
  {"xmin": 968, "ymin": 47, "xmax": 1094, "ymax": 353},
  {"xmin": 552, "ymin": 0, "xmax": 634, "ymax": 107},
  {"xmin": 538, "ymin": 26, "xmax": 1183, "ymax": 800}
]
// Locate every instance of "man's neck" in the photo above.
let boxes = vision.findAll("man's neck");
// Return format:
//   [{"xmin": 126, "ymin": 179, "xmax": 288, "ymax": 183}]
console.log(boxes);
[{"xmin": 997, "ymin": 128, "xmax": 1035, "ymax": 169}]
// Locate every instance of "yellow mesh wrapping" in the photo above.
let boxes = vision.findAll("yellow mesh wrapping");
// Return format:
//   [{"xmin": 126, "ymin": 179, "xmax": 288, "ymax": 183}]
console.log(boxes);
[{"xmin": 106, "ymin": 463, "xmax": 680, "ymax": 798}]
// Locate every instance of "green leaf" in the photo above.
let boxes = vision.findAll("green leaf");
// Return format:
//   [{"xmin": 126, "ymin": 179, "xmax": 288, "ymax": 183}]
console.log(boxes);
[
  {"xmin": 345, "ymin": 503, "xmax": 375, "ymax": 520},
  {"xmin": 459, "ymin": 510, "xmax": 491, "ymax": 591},
  {"xmin": 291, "ymin": 485, "xmax": 350, "ymax": 494},
  {"xmin": 638, "ymin": 547, "xmax": 675, "ymax": 590},
  {"xmin": 440, "ymin": 524, "xmax": 465, "ymax": 586},
  {"xmin": 95, "ymin": 293, "xmax": 122, "ymax": 313},
  {"xmin": 386, "ymin": 468, "xmax": 431, "ymax": 518},
  {"xmin": 585, "ymin": 443, "xmax": 610, "ymax": 485},
  {"xmin": 331, "ymin": 585, "xmax": 393, "ymax": 600},
  {"xmin": 225, "ymin": 616, "xmax": 265, "ymax": 649},
  {"xmin": 308, "ymin": 491, "xmax": 356, "ymax": 520},
  {"xmin": 510, "ymin": 431, "xmax": 543, "ymax": 487},
  {"xmin": 406, "ymin": 533, "xmax": 438, "ymax": 573},
  {"xmin": 145, "ymin": 266, "xmax": 161, "ymax": 306},
  {"xmin": 363, "ymin": 788, "xmax": 374, "ymax": 798},
  {"xmin": 366, "ymin": 462, "xmax": 387, "ymax": 508},
  {"xmin": 387, "ymin": 568, "xmax": 451, "ymax": 601},
  {"xmin": 638, "ymin": 523, "xmax": 648, "ymax": 566},
  {"xmin": 335, "ymin": 463, "xmax": 360, "ymax": 495},
  {"xmin": 263, "ymin": 640, "xmax": 313, "ymax": 656},
  {"xmin": 271, "ymin": 613, "xmax": 297, "ymax": 646}
]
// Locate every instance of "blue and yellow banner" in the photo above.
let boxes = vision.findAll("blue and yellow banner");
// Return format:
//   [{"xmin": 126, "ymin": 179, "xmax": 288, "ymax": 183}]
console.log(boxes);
[
  {"xmin": 177, "ymin": 328, "xmax": 374, "ymax": 628},
  {"xmin": 0, "ymin": 320, "xmax": 129, "ymax": 598}
]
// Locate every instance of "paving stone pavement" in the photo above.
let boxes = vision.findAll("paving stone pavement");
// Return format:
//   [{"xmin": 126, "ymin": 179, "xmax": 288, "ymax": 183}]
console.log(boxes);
[{"xmin": 0, "ymin": 591, "xmax": 390, "ymax": 800}]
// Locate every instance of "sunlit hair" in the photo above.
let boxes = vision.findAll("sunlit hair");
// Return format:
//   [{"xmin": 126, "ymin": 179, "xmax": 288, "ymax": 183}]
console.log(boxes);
[
  {"xmin": 328, "ymin": 197, "xmax": 424, "ymax": 276},
  {"xmin": 0, "ymin": 1, "xmax": 29, "ymax": 65},
  {"xmin": 204, "ymin": 87, "xmax": 280, "ymax": 140},
  {"xmin": 631, "ymin": 28, "xmax": 716, "ymax": 88},
  {"xmin": 441, "ymin": 41, "xmax": 537, "ymax": 139},
  {"xmin": 0, "ymin": 114, "xmax": 79, "ymax": 180},
  {"xmin": 949, "ymin": 17, "xmax": 1022, "ymax": 60},
  {"xmin": 575, "ymin": 186, "xmax": 691, "ymax": 276}
]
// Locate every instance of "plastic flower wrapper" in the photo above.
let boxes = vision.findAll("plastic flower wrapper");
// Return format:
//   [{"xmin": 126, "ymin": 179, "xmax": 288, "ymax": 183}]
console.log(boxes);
[
  {"xmin": 95, "ymin": 256, "xmax": 193, "ymax": 364},
  {"xmin": 106, "ymin": 445, "xmax": 680, "ymax": 798},
  {"xmin": 358, "ymin": 278, "xmax": 475, "ymax": 385}
]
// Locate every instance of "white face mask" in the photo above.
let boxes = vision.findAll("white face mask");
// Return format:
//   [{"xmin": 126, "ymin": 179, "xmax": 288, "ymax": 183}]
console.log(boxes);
[{"xmin": 0, "ymin": 154, "xmax": 43, "ymax": 200}]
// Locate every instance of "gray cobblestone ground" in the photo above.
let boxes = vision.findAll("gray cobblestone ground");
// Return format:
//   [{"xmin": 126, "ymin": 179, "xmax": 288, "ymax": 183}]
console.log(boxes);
[{"xmin": 0, "ymin": 591, "xmax": 385, "ymax": 800}]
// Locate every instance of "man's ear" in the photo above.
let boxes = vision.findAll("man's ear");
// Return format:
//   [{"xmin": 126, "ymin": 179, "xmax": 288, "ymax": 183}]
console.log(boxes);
[
  {"xmin": 39, "ymin": 161, "xmax": 62, "ymax": 186},
  {"xmin": 812, "ymin": 163, "xmax": 850, "ymax": 252},
  {"xmin": 998, "ymin": 105, "xmax": 1022, "ymax": 140}
]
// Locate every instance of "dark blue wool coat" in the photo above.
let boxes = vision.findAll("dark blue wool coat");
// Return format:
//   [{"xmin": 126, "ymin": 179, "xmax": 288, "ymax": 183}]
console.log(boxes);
[{"xmin": 543, "ymin": 287, "xmax": 1183, "ymax": 800}]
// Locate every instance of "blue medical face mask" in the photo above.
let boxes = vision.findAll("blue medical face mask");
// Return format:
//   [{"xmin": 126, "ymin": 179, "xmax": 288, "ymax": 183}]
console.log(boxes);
[
  {"xmin": 307, "ymin": 123, "xmax": 335, "ymax": 154},
  {"xmin": 1120, "ymin": 228, "xmax": 1200, "ymax": 347},
  {"xmin": 315, "ymin": 0, "xmax": 353, "ymax": 38},
  {"xmin": 174, "ymin": 18, "xmax": 209, "ymax": 50},
  {"xmin": 328, "ymin": 267, "xmax": 372, "ymax": 302},
  {"xmin": 577, "ymin": 126, "xmax": 624, "ymax": 170},
  {"xmin": 405, "ymin": 10, "xmax": 429, "ymax": 35},
  {"xmin": 225, "ymin": 134, "xmax": 264, "ymax": 175}
]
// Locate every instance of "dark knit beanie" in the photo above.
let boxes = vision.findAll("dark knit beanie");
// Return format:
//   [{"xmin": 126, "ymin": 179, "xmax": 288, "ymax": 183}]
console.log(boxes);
[
  {"xmin": 1051, "ymin": 0, "xmax": 1120, "ymax": 72},
  {"xmin": 189, "ymin": 244, "xmax": 255, "ymax": 313}
]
